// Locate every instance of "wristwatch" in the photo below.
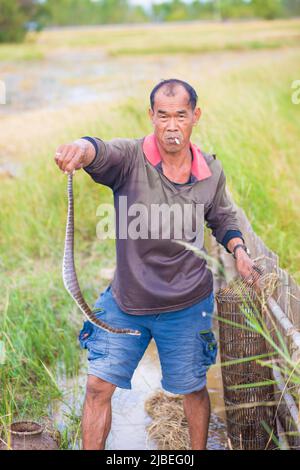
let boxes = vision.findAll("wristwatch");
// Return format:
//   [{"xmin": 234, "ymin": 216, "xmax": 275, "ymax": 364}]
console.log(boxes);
[{"xmin": 232, "ymin": 243, "xmax": 251, "ymax": 259}]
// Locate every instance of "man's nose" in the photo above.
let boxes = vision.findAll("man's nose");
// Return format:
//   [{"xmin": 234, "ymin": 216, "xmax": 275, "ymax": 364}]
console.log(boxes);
[{"xmin": 166, "ymin": 116, "xmax": 178, "ymax": 131}]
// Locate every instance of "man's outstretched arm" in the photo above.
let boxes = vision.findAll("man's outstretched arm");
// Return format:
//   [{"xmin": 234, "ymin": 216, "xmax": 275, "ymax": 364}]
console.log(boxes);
[{"xmin": 54, "ymin": 136, "xmax": 138, "ymax": 191}]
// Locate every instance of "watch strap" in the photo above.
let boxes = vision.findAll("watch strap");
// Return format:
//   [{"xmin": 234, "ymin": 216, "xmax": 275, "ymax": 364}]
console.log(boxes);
[{"xmin": 232, "ymin": 244, "xmax": 249, "ymax": 259}]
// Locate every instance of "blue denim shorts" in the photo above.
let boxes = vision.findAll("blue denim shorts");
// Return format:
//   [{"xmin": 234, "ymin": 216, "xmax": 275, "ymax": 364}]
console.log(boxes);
[{"xmin": 78, "ymin": 285, "xmax": 217, "ymax": 395}]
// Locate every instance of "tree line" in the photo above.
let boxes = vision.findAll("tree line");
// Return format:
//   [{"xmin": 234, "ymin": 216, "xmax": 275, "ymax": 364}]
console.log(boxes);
[{"xmin": 0, "ymin": 0, "xmax": 300, "ymax": 43}]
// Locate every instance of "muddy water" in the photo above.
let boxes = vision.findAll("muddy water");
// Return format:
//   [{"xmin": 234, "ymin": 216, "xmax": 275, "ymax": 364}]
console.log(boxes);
[{"xmin": 51, "ymin": 324, "xmax": 227, "ymax": 450}]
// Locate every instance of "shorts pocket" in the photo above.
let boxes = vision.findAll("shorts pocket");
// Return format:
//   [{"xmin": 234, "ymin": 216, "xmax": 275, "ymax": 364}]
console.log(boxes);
[
  {"xmin": 193, "ymin": 329, "xmax": 218, "ymax": 376},
  {"xmin": 87, "ymin": 328, "xmax": 109, "ymax": 360},
  {"xmin": 198, "ymin": 329, "xmax": 218, "ymax": 367},
  {"xmin": 78, "ymin": 320, "xmax": 96, "ymax": 350},
  {"xmin": 78, "ymin": 309, "xmax": 109, "ymax": 359}
]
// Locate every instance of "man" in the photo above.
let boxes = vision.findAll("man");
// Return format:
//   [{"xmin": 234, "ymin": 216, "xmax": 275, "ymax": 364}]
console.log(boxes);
[{"xmin": 54, "ymin": 79, "xmax": 258, "ymax": 450}]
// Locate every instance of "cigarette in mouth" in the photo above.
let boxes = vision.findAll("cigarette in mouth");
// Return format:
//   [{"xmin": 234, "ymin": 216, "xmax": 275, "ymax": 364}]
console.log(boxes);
[{"xmin": 174, "ymin": 138, "xmax": 180, "ymax": 145}]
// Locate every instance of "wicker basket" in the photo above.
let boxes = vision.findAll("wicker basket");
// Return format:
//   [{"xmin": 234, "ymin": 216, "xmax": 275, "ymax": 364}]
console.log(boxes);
[{"xmin": 216, "ymin": 273, "xmax": 278, "ymax": 450}]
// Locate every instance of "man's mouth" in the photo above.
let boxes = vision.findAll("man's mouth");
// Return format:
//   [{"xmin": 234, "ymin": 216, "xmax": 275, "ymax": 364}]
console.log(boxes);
[{"xmin": 166, "ymin": 137, "xmax": 180, "ymax": 145}]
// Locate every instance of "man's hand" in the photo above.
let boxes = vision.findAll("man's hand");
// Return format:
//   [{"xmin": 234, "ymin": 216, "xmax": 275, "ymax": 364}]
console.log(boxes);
[
  {"xmin": 54, "ymin": 139, "xmax": 96, "ymax": 174},
  {"xmin": 235, "ymin": 248, "xmax": 262, "ymax": 291},
  {"xmin": 227, "ymin": 237, "xmax": 262, "ymax": 291}
]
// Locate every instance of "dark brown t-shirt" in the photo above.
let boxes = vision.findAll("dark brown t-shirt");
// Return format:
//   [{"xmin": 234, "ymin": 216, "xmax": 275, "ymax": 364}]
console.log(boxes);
[{"xmin": 82, "ymin": 133, "xmax": 242, "ymax": 315}]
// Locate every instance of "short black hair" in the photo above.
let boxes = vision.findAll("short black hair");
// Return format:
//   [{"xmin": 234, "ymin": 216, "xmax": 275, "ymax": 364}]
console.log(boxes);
[{"xmin": 150, "ymin": 79, "xmax": 198, "ymax": 111}]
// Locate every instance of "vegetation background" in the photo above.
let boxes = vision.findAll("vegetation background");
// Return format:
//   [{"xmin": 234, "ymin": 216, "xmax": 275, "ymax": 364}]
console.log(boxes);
[
  {"xmin": 0, "ymin": 0, "xmax": 299, "ymax": 450},
  {"xmin": 1, "ymin": 0, "xmax": 300, "ymax": 42}
]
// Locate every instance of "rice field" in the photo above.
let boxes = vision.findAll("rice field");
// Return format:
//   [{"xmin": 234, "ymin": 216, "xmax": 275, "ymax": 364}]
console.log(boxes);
[{"xmin": 0, "ymin": 19, "xmax": 299, "ymax": 449}]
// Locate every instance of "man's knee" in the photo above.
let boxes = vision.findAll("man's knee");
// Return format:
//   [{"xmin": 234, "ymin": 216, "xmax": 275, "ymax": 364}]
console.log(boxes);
[
  {"xmin": 86, "ymin": 375, "xmax": 116, "ymax": 402},
  {"xmin": 183, "ymin": 385, "xmax": 208, "ymax": 400}
]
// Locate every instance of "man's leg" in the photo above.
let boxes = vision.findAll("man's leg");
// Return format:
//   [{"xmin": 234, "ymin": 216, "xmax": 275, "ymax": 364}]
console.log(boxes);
[
  {"xmin": 183, "ymin": 386, "xmax": 211, "ymax": 450},
  {"xmin": 152, "ymin": 292, "xmax": 216, "ymax": 450},
  {"xmin": 81, "ymin": 375, "xmax": 116, "ymax": 450}
]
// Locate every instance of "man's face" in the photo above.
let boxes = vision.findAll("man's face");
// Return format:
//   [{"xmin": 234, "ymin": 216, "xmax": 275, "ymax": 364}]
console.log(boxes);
[{"xmin": 148, "ymin": 85, "xmax": 201, "ymax": 153}]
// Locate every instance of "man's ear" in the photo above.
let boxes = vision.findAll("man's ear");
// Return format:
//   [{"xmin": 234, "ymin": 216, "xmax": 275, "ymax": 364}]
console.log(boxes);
[
  {"xmin": 148, "ymin": 107, "xmax": 154, "ymax": 125},
  {"xmin": 193, "ymin": 107, "xmax": 201, "ymax": 125}
]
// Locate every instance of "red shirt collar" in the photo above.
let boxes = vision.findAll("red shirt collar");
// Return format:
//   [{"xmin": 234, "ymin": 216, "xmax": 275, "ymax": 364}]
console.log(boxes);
[{"xmin": 142, "ymin": 133, "xmax": 212, "ymax": 182}]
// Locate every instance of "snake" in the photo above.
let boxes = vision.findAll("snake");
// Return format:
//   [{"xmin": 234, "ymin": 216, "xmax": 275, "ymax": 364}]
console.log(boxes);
[{"xmin": 62, "ymin": 173, "xmax": 141, "ymax": 336}]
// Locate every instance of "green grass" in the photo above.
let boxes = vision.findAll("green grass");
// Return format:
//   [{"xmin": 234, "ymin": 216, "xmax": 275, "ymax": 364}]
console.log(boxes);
[
  {"xmin": 0, "ymin": 19, "xmax": 299, "ymax": 61},
  {"xmin": 42, "ymin": 19, "xmax": 300, "ymax": 56},
  {"xmin": 0, "ymin": 20, "xmax": 299, "ymax": 448},
  {"xmin": 0, "ymin": 154, "xmax": 116, "ymax": 445},
  {"xmin": 194, "ymin": 51, "xmax": 300, "ymax": 281},
  {"xmin": 0, "ymin": 43, "xmax": 45, "ymax": 61}
]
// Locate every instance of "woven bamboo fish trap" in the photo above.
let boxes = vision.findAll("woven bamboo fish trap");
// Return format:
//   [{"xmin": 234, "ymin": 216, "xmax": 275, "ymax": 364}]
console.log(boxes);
[{"xmin": 216, "ymin": 260, "xmax": 279, "ymax": 450}]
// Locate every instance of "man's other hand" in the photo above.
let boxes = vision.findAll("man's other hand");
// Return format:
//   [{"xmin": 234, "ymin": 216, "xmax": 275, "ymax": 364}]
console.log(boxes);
[{"xmin": 235, "ymin": 249, "xmax": 262, "ymax": 292}]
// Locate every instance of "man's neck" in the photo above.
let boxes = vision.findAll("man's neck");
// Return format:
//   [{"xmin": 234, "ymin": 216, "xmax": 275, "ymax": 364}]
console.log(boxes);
[
  {"xmin": 156, "ymin": 141, "xmax": 192, "ymax": 171},
  {"xmin": 155, "ymin": 140, "xmax": 193, "ymax": 184}
]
